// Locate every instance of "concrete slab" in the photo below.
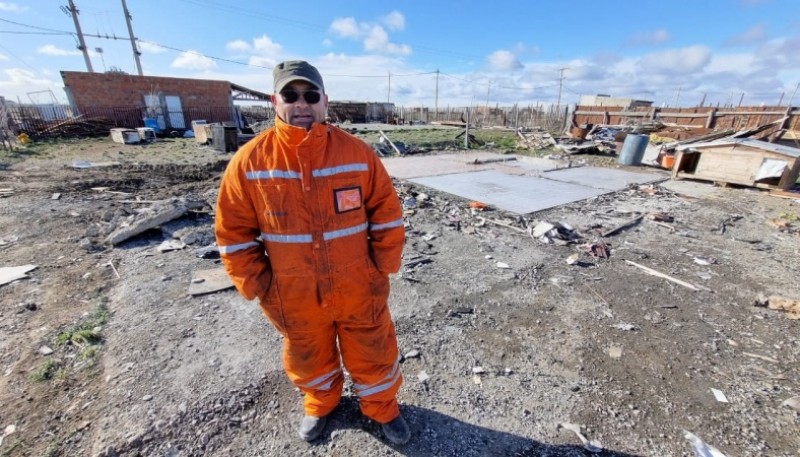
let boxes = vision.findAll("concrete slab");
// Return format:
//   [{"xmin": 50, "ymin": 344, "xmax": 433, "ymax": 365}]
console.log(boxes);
[
  {"xmin": 381, "ymin": 152, "xmax": 566, "ymax": 180},
  {"xmin": 381, "ymin": 155, "xmax": 494, "ymax": 179},
  {"xmin": 659, "ymin": 179, "xmax": 722, "ymax": 199},
  {"xmin": 543, "ymin": 166, "xmax": 666, "ymax": 190},
  {"xmin": 410, "ymin": 170, "xmax": 606, "ymax": 214}
]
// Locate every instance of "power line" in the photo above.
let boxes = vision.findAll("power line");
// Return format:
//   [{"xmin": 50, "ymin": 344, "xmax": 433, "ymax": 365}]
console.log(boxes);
[
  {"xmin": 0, "ymin": 42, "xmax": 40, "ymax": 72},
  {"xmin": 174, "ymin": 0, "xmax": 482, "ymax": 60},
  {"xmin": 0, "ymin": 30, "xmax": 72, "ymax": 35},
  {"xmin": 0, "ymin": 16, "xmax": 73, "ymax": 34},
  {"xmin": 136, "ymin": 38, "xmax": 268, "ymax": 69}
]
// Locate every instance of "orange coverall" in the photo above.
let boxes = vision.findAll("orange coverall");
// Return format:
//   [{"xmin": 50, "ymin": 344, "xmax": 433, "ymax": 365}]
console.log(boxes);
[{"xmin": 215, "ymin": 117, "xmax": 406, "ymax": 423}]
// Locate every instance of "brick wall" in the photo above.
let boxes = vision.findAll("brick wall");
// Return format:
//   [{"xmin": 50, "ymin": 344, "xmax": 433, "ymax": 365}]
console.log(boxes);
[{"xmin": 60, "ymin": 71, "xmax": 231, "ymax": 111}]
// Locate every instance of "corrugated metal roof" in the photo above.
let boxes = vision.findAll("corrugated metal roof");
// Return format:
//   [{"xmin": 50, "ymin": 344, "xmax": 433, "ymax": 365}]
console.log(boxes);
[{"xmin": 677, "ymin": 138, "xmax": 800, "ymax": 158}]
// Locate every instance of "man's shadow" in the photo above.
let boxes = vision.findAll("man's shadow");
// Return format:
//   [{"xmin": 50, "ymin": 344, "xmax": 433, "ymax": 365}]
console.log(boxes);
[{"xmin": 320, "ymin": 396, "xmax": 642, "ymax": 457}]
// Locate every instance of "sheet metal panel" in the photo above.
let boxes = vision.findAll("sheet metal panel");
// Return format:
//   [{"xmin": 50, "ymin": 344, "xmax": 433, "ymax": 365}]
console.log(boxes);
[
  {"xmin": 410, "ymin": 170, "xmax": 605, "ymax": 214},
  {"xmin": 543, "ymin": 167, "xmax": 664, "ymax": 190}
]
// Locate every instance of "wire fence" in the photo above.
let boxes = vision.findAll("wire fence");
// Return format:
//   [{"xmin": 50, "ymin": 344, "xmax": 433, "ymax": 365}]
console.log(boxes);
[{"xmin": 1, "ymin": 100, "xmax": 569, "ymax": 145}]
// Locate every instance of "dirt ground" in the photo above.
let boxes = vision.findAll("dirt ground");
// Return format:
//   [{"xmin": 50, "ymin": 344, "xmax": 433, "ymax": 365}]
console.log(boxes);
[{"xmin": 1, "ymin": 131, "xmax": 799, "ymax": 457}]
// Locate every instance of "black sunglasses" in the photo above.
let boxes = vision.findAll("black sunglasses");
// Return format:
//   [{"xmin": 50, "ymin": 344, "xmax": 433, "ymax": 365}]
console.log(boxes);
[{"xmin": 280, "ymin": 90, "xmax": 322, "ymax": 104}]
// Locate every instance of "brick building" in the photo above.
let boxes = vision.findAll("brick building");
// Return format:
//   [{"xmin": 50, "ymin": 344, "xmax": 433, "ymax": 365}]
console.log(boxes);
[{"xmin": 60, "ymin": 71, "xmax": 269, "ymax": 130}]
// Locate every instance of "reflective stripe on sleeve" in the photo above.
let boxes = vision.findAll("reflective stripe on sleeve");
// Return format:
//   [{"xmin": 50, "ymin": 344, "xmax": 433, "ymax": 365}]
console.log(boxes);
[
  {"xmin": 260, "ymin": 232, "xmax": 313, "ymax": 243},
  {"xmin": 323, "ymin": 222, "xmax": 368, "ymax": 240},
  {"xmin": 218, "ymin": 240, "xmax": 260, "ymax": 254},
  {"xmin": 369, "ymin": 218, "xmax": 404, "ymax": 232},
  {"xmin": 312, "ymin": 163, "xmax": 368, "ymax": 177},
  {"xmin": 246, "ymin": 170, "xmax": 301, "ymax": 180},
  {"xmin": 353, "ymin": 358, "xmax": 401, "ymax": 397}
]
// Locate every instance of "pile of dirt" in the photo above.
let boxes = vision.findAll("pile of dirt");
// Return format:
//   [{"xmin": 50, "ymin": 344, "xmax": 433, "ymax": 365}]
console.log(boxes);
[{"xmin": 0, "ymin": 136, "xmax": 799, "ymax": 457}]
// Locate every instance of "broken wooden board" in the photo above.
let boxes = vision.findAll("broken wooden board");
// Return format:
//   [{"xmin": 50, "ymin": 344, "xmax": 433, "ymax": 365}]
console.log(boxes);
[
  {"xmin": 105, "ymin": 196, "xmax": 206, "ymax": 245},
  {"xmin": 188, "ymin": 268, "xmax": 234, "ymax": 296},
  {"xmin": 0, "ymin": 264, "xmax": 37, "ymax": 287}
]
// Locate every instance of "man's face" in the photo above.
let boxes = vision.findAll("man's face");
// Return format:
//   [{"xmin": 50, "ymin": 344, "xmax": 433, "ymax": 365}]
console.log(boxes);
[{"xmin": 272, "ymin": 81, "xmax": 328, "ymax": 131}]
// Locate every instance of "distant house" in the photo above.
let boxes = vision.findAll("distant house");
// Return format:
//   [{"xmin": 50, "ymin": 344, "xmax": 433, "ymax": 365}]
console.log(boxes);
[
  {"xmin": 580, "ymin": 94, "xmax": 653, "ymax": 109},
  {"xmin": 60, "ymin": 71, "xmax": 270, "ymax": 130}
]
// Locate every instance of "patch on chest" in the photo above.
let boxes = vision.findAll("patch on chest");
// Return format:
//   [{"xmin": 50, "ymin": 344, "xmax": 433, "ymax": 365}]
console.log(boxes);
[{"xmin": 334, "ymin": 186, "xmax": 363, "ymax": 213}]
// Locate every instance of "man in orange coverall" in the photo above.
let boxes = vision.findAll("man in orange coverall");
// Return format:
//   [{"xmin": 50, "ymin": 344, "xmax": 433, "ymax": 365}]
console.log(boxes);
[{"xmin": 215, "ymin": 60, "xmax": 409, "ymax": 444}]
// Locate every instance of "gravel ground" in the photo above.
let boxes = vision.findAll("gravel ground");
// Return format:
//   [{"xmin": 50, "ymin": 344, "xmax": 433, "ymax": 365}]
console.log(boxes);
[{"xmin": 0, "ymin": 135, "xmax": 799, "ymax": 457}]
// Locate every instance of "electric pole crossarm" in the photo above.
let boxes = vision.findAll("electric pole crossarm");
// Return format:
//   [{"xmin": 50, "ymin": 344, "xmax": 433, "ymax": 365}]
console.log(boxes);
[{"xmin": 66, "ymin": 0, "xmax": 93, "ymax": 72}]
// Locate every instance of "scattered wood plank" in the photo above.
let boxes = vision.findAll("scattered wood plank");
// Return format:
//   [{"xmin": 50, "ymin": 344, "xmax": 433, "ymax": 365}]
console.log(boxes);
[
  {"xmin": 768, "ymin": 190, "xmax": 800, "ymax": 199},
  {"xmin": 602, "ymin": 215, "xmax": 644, "ymax": 237},
  {"xmin": 470, "ymin": 157, "xmax": 517, "ymax": 165},
  {"xmin": 476, "ymin": 217, "xmax": 527, "ymax": 234},
  {"xmin": 624, "ymin": 260, "xmax": 699, "ymax": 291},
  {"xmin": 105, "ymin": 196, "xmax": 206, "ymax": 245},
  {"xmin": 741, "ymin": 352, "xmax": 779, "ymax": 364},
  {"xmin": 378, "ymin": 130, "xmax": 403, "ymax": 155}
]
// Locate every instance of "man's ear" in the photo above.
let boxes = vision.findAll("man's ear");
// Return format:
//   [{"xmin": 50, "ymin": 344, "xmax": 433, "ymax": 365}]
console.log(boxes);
[{"xmin": 271, "ymin": 94, "xmax": 277, "ymax": 104}]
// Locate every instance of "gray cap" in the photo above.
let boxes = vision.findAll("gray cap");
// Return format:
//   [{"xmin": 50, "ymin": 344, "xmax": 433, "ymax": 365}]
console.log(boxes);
[{"xmin": 273, "ymin": 60, "xmax": 324, "ymax": 93}]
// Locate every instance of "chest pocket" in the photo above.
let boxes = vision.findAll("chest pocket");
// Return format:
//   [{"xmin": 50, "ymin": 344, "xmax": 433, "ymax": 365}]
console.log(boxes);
[{"xmin": 326, "ymin": 176, "xmax": 367, "ymax": 227}]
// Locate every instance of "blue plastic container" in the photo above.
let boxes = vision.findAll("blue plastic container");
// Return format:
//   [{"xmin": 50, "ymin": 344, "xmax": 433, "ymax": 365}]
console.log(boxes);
[
  {"xmin": 618, "ymin": 133, "xmax": 648, "ymax": 166},
  {"xmin": 143, "ymin": 117, "xmax": 161, "ymax": 132}
]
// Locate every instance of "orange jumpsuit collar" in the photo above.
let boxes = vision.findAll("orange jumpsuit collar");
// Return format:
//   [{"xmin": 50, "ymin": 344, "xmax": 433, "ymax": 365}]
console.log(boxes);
[{"xmin": 274, "ymin": 116, "xmax": 328, "ymax": 147}]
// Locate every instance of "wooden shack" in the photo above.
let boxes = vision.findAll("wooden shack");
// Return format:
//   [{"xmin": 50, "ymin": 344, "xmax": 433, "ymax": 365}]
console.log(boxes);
[{"xmin": 672, "ymin": 138, "xmax": 800, "ymax": 191}]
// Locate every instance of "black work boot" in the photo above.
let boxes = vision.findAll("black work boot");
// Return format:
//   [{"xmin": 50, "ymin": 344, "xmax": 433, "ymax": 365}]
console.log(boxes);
[
  {"xmin": 381, "ymin": 415, "xmax": 410, "ymax": 445},
  {"xmin": 298, "ymin": 415, "xmax": 327, "ymax": 441}
]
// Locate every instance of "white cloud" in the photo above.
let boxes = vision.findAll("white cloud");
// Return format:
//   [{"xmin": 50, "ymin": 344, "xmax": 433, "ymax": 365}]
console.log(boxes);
[
  {"xmin": 138, "ymin": 41, "xmax": 166, "ymax": 54},
  {"xmin": 226, "ymin": 40, "xmax": 251, "ymax": 52},
  {"xmin": 0, "ymin": 68, "xmax": 54, "ymax": 88},
  {"xmin": 638, "ymin": 45, "xmax": 711, "ymax": 75},
  {"xmin": 382, "ymin": 11, "xmax": 405, "ymax": 31},
  {"xmin": 0, "ymin": 2, "xmax": 26, "ymax": 12},
  {"xmin": 322, "ymin": 39, "xmax": 333, "ymax": 47},
  {"xmin": 253, "ymin": 35, "xmax": 282, "ymax": 55},
  {"xmin": 330, "ymin": 17, "xmax": 361, "ymax": 38},
  {"xmin": 0, "ymin": 53, "xmax": 7, "ymax": 61},
  {"xmin": 225, "ymin": 35, "xmax": 282, "ymax": 66},
  {"xmin": 37, "ymin": 44, "xmax": 81, "ymax": 56},
  {"xmin": 626, "ymin": 29, "xmax": 671, "ymax": 47},
  {"xmin": 705, "ymin": 53, "xmax": 756, "ymax": 74},
  {"xmin": 364, "ymin": 26, "xmax": 389, "ymax": 51},
  {"xmin": 486, "ymin": 50, "xmax": 522, "ymax": 72},
  {"xmin": 331, "ymin": 17, "xmax": 411, "ymax": 56},
  {"xmin": 249, "ymin": 56, "xmax": 278, "ymax": 68},
  {"xmin": 725, "ymin": 23, "xmax": 767, "ymax": 46},
  {"xmin": 171, "ymin": 51, "xmax": 217, "ymax": 70}
]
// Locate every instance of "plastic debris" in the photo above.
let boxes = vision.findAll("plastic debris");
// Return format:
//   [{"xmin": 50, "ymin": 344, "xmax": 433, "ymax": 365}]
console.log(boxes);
[
  {"xmin": 684, "ymin": 430, "xmax": 728, "ymax": 457},
  {"xmin": 558, "ymin": 422, "xmax": 602, "ymax": 453},
  {"xmin": 781, "ymin": 396, "xmax": 800, "ymax": 411},
  {"xmin": 711, "ymin": 388, "xmax": 728, "ymax": 403}
]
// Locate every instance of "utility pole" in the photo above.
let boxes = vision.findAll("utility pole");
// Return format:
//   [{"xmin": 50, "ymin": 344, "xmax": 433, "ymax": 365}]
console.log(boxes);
[
  {"xmin": 387, "ymin": 72, "xmax": 391, "ymax": 103},
  {"xmin": 65, "ymin": 0, "xmax": 93, "ymax": 72},
  {"xmin": 121, "ymin": 0, "xmax": 143, "ymax": 75},
  {"xmin": 699, "ymin": 92, "xmax": 706, "ymax": 107},
  {"xmin": 434, "ymin": 69, "xmax": 439, "ymax": 121},
  {"xmin": 556, "ymin": 67, "xmax": 567, "ymax": 109},
  {"xmin": 672, "ymin": 87, "xmax": 682, "ymax": 107},
  {"xmin": 737, "ymin": 92, "xmax": 745, "ymax": 107},
  {"xmin": 788, "ymin": 81, "xmax": 800, "ymax": 108}
]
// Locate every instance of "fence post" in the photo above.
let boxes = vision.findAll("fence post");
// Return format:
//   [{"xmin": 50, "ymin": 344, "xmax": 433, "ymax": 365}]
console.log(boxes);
[
  {"xmin": 705, "ymin": 109, "xmax": 716, "ymax": 129},
  {"xmin": 464, "ymin": 108, "xmax": 470, "ymax": 149}
]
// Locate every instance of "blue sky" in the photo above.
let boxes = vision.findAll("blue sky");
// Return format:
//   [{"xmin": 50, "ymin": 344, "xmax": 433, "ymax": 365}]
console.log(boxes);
[{"xmin": 1, "ymin": 0, "xmax": 799, "ymax": 108}]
